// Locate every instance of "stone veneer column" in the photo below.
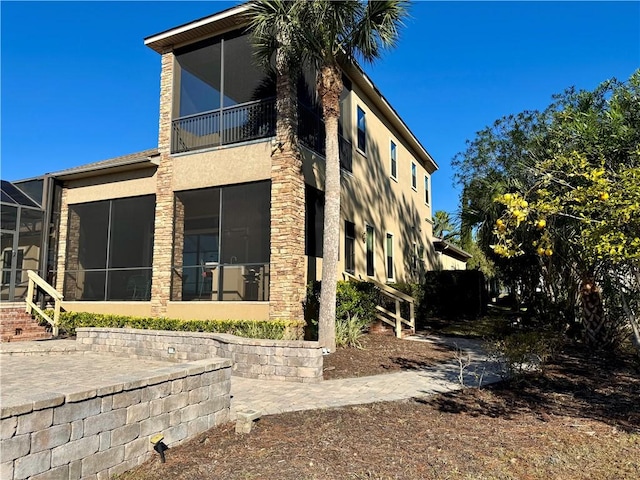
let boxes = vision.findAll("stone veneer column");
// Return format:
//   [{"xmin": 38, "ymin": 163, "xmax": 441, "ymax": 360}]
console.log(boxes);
[
  {"xmin": 150, "ymin": 50, "xmax": 175, "ymax": 316},
  {"xmin": 55, "ymin": 188, "xmax": 70, "ymax": 297},
  {"xmin": 268, "ymin": 73, "xmax": 307, "ymax": 321}
]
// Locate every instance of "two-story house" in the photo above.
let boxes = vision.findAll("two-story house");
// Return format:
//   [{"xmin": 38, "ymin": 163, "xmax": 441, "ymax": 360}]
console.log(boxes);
[{"xmin": 2, "ymin": 4, "xmax": 438, "ymax": 323}]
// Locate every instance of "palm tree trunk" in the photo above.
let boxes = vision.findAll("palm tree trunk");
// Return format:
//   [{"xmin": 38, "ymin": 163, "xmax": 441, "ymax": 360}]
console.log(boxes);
[
  {"xmin": 317, "ymin": 64, "xmax": 343, "ymax": 352},
  {"xmin": 580, "ymin": 275, "xmax": 608, "ymax": 348}
]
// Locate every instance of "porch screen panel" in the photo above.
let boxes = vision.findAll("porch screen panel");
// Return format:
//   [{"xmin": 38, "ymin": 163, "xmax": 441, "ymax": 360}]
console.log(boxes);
[
  {"xmin": 220, "ymin": 182, "xmax": 270, "ymax": 265},
  {"xmin": 64, "ymin": 195, "xmax": 155, "ymax": 301},
  {"xmin": 176, "ymin": 38, "xmax": 222, "ymax": 117},
  {"xmin": 106, "ymin": 196, "xmax": 155, "ymax": 300}
]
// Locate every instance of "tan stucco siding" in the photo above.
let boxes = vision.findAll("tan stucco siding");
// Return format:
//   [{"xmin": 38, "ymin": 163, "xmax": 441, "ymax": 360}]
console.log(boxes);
[
  {"xmin": 64, "ymin": 169, "xmax": 157, "ymax": 205},
  {"xmin": 438, "ymin": 253, "xmax": 468, "ymax": 271},
  {"xmin": 167, "ymin": 301, "xmax": 269, "ymax": 320},
  {"xmin": 172, "ymin": 141, "xmax": 272, "ymax": 191},
  {"xmin": 336, "ymin": 83, "xmax": 436, "ymax": 283}
]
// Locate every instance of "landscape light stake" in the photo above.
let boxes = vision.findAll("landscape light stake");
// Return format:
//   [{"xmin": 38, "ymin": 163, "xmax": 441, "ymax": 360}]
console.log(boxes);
[{"xmin": 150, "ymin": 434, "xmax": 169, "ymax": 463}]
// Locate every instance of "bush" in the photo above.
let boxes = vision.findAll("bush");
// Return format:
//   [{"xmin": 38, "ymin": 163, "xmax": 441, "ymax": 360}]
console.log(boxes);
[
  {"xmin": 52, "ymin": 311, "xmax": 305, "ymax": 340},
  {"xmin": 335, "ymin": 314, "xmax": 369, "ymax": 349},
  {"xmin": 488, "ymin": 330, "xmax": 562, "ymax": 380},
  {"xmin": 303, "ymin": 280, "xmax": 379, "ymax": 341},
  {"xmin": 422, "ymin": 270, "xmax": 487, "ymax": 320}
]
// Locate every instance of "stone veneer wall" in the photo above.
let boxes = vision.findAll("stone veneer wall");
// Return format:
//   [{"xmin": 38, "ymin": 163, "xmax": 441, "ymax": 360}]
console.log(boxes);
[
  {"xmin": 0, "ymin": 357, "xmax": 231, "ymax": 480},
  {"xmin": 76, "ymin": 328, "xmax": 323, "ymax": 383}
]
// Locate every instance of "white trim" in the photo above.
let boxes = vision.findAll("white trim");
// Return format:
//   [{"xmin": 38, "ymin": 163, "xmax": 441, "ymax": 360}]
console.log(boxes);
[
  {"xmin": 356, "ymin": 105, "xmax": 367, "ymax": 155},
  {"xmin": 385, "ymin": 232, "xmax": 395, "ymax": 281},
  {"xmin": 389, "ymin": 139, "xmax": 398, "ymax": 181},
  {"xmin": 365, "ymin": 223, "xmax": 375, "ymax": 277},
  {"xmin": 424, "ymin": 174, "xmax": 431, "ymax": 206},
  {"xmin": 411, "ymin": 162, "xmax": 417, "ymax": 191}
]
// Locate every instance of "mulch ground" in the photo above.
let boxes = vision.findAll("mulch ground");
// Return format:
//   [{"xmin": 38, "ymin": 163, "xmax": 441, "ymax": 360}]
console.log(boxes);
[{"xmin": 118, "ymin": 335, "xmax": 640, "ymax": 480}]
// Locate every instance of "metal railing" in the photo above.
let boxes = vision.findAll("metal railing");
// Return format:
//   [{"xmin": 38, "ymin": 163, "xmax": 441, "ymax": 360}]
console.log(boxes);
[
  {"xmin": 172, "ymin": 99, "xmax": 353, "ymax": 172},
  {"xmin": 172, "ymin": 98, "xmax": 277, "ymax": 154},
  {"xmin": 298, "ymin": 104, "xmax": 353, "ymax": 172},
  {"xmin": 25, "ymin": 270, "xmax": 63, "ymax": 336},
  {"xmin": 343, "ymin": 271, "xmax": 415, "ymax": 338}
]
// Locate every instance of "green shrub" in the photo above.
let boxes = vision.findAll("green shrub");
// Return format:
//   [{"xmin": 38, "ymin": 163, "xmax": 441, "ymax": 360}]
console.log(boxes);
[
  {"xmin": 303, "ymin": 280, "xmax": 379, "ymax": 341},
  {"xmin": 52, "ymin": 311, "xmax": 304, "ymax": 340},
  {"xmin": 488, "ymin": 330, "xmax": 562, "ymax": 380},
  {"xmin": 335, "ymin": 314, "xmax": 369, "ymax": 349}
]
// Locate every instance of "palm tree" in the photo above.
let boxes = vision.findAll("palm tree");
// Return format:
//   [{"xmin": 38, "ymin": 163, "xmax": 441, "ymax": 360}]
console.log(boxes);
[{"xmin": 248, "ymin": 0, "xmax": 410, "ymax": 352}]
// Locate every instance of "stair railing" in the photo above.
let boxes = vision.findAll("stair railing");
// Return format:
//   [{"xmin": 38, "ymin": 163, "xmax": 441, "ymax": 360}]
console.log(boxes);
[
  {"xmin": 343, "ymin": 272, "xmax": 415, "ymax": 338},
  {"xmin": 25, "ymin": 270, "xmax": 63, "ymax": 336}
]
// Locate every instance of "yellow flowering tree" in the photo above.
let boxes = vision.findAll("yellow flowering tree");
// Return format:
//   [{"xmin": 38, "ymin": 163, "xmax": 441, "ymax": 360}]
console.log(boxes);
[{"xmin": 491, "ymin": 71, "xmax": 640, "ymax": 352}]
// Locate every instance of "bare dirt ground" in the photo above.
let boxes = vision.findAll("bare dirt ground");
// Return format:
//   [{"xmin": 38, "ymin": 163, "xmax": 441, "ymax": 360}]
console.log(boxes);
[{"xmin": 119, "ymin": 335, "xmax": 640, "ymax": 480}]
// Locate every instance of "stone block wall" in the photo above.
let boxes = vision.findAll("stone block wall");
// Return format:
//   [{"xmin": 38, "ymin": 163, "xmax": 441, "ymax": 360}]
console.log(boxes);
[
  {"xmin": 0, "ymin": 358, "xmax": 231, "ymax": 480},
  {"xmin": 76, "ymin": 328, "xmax": 323, "ymax": 383}
]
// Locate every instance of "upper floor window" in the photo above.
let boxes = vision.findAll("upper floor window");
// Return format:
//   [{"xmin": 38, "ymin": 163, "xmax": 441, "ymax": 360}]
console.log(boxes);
[
  {"xmin": 424, "ymin": 174, "xmax": 431, "ymax": 205},
  {"xmin": 411, "ymin": 162, "xmax": 417, "ymax": 190},
  {"xmin": 390, "ymin": 141, "xmax": 397, "ymax": 180},
  {"xmin": 357, "ymin": 106, "xmax": 366, "ymax": 153}
]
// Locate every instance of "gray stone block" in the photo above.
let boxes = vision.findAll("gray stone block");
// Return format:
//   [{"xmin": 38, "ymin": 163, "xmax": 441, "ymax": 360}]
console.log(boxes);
[
  {"xmin": 53, "ymin": 398, "xmax": 101, "ymax": 425},
  {"xmin": 163, "ymin": 392, "xmax": 188, "ymax": 412},
  {"xmin": 84, "ymin": 409, "xmax": 127, "ymax": 436},
  {"xmin": 207, "ymin": 409, "xmax": 229, "ymax": 429},
  {"xmin": 149, "ymin": 399, "xmax": 163, "ymax": 417},
  {"xmin": 126, "ymin": 403, "xmax": 149, "ymax": 424},
  {"xmin": 139, "ymin": 413, "xmax": 169, "ymax": 437},
  {"xmin": 187, "ymin": 416, "xmax": 209, "ymax": 437},
  {"xmin": 142, "ymin": 382, "xmax": 171, "ymax": 402},
  {"xmin": 99, "ymin": 431, "xmax": 111, "ymax": 451},
  {"xmin": 111, "ymin": 423, "xmax": 140, "ymax": 447},
  {"xmin": 164, "ymin": 423, "xmax": 187, "ymax": 445},
  {"xmin": 188, "ymin": 386, "xmax": 209, "ymax": 404},
  {"xmin": 185, "ymin": 374, "xmax": 202, "ymax": 390},
  {"xmin": 112, "ymin": 390, "xmax": 141, "ymax": 410},
  {"xmin": 51, "ymin": 435, "xmax": 99, "ymax": 467},
  {"xmin": 170, "ymin": 379, "xmax": 184, "ymax": 394},
  {"xmin": 0, "ymin": 461, "xmax": 13, "ymax": 480},
  {"xmin": 179, "ymin": 404, "xmax": 200, "ymax": 423},
  {"xmin": 0, "ymin": 417, "xmax": 16, "ymax": 440},
  {"xmin": 16, "ymin": 408, "xmax": 53, "ymax": 435},
  {"xmin": 31, "ymin": 424, "xmax": 71, "ymax": 453},
  {"xmin": 107, "ymin": 458, "xmax": 137, "ymax": 478},
  {"xmin": 30, "ymin": 465, "xmax": 68, "ymax": 480},
  {"xmin": 123, "ymin": 437, "xmax": 149, "ymax": 461},
  {"xmin": 0, "ymin": 434, "xmax": 30, "ymax": 463},
  {"xmin": 14, "ymin": 450, "xmax": 51, "ymax": 479},
  {"xmin": 81, "ymin": 446, "xmax": 124, "ymax": 476},
  {"xmin": 70, "ymin": 419, "xmax": 83, "ymax": 441},
  {"xmin": 101, "ymin": 396, "xmax": 112, "ymax": 413}
]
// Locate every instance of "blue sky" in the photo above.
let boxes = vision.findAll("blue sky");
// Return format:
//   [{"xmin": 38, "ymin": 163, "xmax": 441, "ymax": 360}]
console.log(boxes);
[{"xmin": 2, "ymin": 1, "xmax": 639, "ymax": 216}]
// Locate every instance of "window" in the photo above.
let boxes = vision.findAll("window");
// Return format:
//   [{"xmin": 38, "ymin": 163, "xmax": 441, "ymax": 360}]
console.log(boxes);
[
  {"xmin": 2, "ymin": 248, "xmax": 23, "ymax": 285},
  {"xmin": 357, "ymin": 106, "xmax": 366, "ymax": 153},
  {"xmin": 424, "ymin": 175, "xmax": 431, "ymax": 205},
  {"xmin": 366, "ymin": 224, "xmax": 374, "ymax": 276},
  {"xmin": 64, "ymin": 195, "xmax": 155, "ymax": 301},
  {"xmin": 411, "ymin": 163, "xmax": 417, "ymax": 190},
  {"xmin": 385, "ymin": 233, "xmax": 394, "ymax": 280},
  {"xmin": 345, "ymin": 221, "xmax": 356, "ymax": 274},
  {"xmin": 173, "ymin": 181, "xmax": 270, "ymax": 301},
  {"xmin": 305, "ymin": 186, "xmax": 324, "ymax": 258},
  {"xmin": 390, "ymin": 141, "xmax": 397, "ymax": 180}
]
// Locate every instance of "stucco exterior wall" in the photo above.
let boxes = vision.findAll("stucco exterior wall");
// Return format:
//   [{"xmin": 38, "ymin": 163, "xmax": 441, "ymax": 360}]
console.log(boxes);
[{"xmin": 64, "ymin": 170, "xmax": 157, "ymax": 205}]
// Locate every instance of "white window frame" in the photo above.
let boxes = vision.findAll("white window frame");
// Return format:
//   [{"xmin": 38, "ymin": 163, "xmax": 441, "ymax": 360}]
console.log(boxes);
[
  {"xmin": 356, "ymin": 106, "xmax": 366, "ymax": 155},
  {"xmin": 365, "ymin": 223, "xmax": 375, "ymax": 277},
  {"xmin": 411, "ymin": 162, "xmax": 417, "ymax": 191},
  {"xmin": 390, "ymin": 140, "xmax": 398, "ymax": 181},
  {"xmin": 385, "ymin": 232, "xmax": 394, "ymax": 281},
  {"xmin": 424, "ymin": 174, "xmax": 431, "ymax": 205}
]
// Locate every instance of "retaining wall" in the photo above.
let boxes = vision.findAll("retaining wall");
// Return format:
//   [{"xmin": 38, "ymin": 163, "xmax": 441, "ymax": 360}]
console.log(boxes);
[
  {"xmin": 0, "ymin": 357, "xmax": 231, "ymax": 480},
  {"xmin": 76, "ymin": 328, "xmax": 323, "ymax": 383}
]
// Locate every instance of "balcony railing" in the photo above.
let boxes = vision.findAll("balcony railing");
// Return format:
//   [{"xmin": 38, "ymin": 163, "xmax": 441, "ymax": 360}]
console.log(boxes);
[
  {"xmin": 171, "ymin": 98, "xmax": 353, "ymax": 172},
  {"xmin": 172, "ymin": 98, "xmax": 277, "ymax": 154}
]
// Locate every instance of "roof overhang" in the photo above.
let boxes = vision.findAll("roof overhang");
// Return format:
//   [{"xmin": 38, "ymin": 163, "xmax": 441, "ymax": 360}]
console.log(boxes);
[
  {"xmin": 144, "ymin": 4, "xmax": 250, "ymax": 53},
  {"xmin": 50, "ymin": 154, "xmax": 160, "ymax": 181},
  {"xmin": 434, "ymin": 240, "xmax": 472, "ymax": 262}
]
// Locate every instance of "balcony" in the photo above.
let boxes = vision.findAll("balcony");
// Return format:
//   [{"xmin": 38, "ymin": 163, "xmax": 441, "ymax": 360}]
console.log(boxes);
[
  {"xmin": 172, "ymin": 98, "xmax": 277, "ymax": 154},
  {"xmin": 171, "ymin": 98, "xmax": 353, "ymax": 172}
]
